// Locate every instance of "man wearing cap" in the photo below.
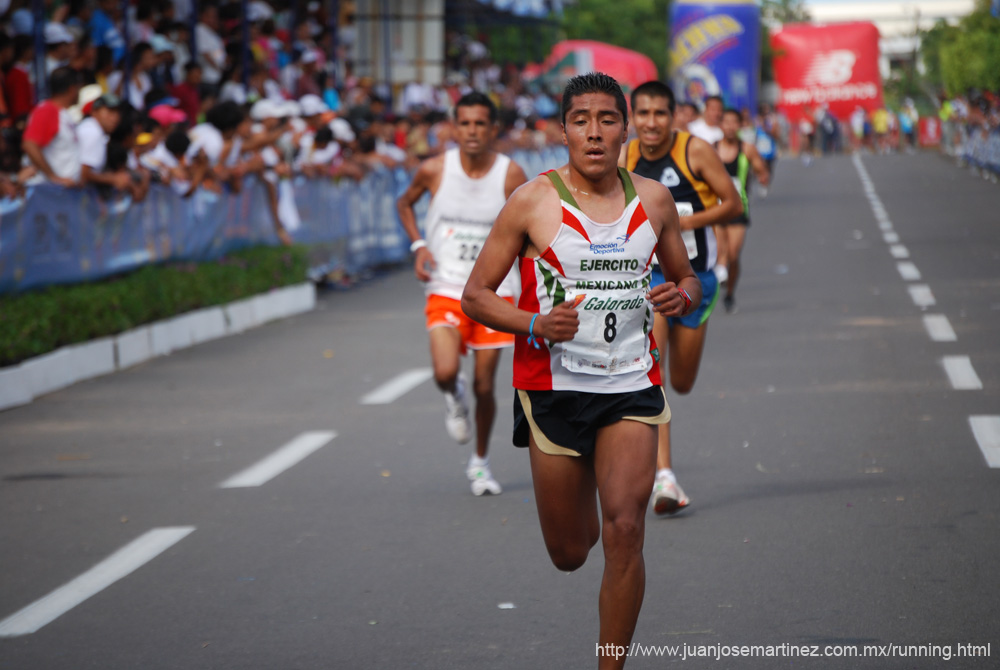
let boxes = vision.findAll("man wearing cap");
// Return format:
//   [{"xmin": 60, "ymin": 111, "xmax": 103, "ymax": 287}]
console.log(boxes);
[
  {"xmin": 77, "ymin": 92, "xmax": 134, "ymax": 193},
  {"xmin": 22, "ymin": 66, "xmax": 81, "ymax": 187},
  {"xmin": 44, "ymin": 23, "xmax": 76, "ymax": 76}
]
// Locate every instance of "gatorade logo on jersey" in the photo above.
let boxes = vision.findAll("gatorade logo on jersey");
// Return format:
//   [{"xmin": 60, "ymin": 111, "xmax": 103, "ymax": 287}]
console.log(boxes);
[{"xmin": 659, "ymin": 167, "xmax": 681, "ymax": 188}]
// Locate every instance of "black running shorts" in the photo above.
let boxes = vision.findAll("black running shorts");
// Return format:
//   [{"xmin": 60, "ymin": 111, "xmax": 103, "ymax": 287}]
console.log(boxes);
[{"xmin": 513, "ymin": 386, "xmax": 670, "ymax": 457}]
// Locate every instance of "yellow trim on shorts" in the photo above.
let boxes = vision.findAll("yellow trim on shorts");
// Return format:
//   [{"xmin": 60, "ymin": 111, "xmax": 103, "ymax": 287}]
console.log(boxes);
[
  {"xmin": 622, "ymin": 386, "xmax": 672, "ymax": 425},
  {"xmin": 517, "ymin": 389, "xmax": 581, "ymax": 457},
  {"xmin": 518, "ymin": 387, "xmax": 672, "ymax": 457}
]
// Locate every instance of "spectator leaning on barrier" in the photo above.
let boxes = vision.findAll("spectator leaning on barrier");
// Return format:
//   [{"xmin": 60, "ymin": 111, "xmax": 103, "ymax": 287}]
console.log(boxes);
[
  {"xmin": 22, "ymin": 66, "xmax": 82, "ymax": 187},
  {"xmin": 78, "ymin": 91, "xmax": 133, "ymax": 193}
]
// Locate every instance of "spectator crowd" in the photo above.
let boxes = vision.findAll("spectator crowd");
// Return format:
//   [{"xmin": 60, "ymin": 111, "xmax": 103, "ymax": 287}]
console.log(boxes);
[{"xmin": 0, "ymin": 0, "xmax": 566, "ymax": 237}]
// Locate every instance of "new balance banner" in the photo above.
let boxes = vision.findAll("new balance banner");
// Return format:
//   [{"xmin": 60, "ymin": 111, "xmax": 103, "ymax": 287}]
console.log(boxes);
[{"xmin": 771, "ymin": 22, "xmax": 883, "ymax": 123}]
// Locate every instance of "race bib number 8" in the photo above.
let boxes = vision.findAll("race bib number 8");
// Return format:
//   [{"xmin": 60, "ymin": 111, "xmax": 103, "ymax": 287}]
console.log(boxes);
[{"xmin": 560, "ymin": 288, "xmax": 652, "ymax": 376}]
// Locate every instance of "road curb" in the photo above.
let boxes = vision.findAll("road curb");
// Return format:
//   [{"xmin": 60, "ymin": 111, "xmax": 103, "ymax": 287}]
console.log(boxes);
[{"xmin": 0, "ymin": 282, "xmax": 316, "ymax": 412}]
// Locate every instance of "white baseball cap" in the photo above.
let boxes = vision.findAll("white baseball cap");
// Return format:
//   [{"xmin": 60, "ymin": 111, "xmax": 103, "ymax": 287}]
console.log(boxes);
[
  {"xmin": 298, "ymin": 94, "xmax": 328, "ymax": 117},
  {"xmin": 44, "ymin": 22, "xmax": 75, "ymax": 45}
]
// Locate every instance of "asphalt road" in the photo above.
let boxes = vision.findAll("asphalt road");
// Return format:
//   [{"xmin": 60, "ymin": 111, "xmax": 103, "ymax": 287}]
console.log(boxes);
[{"xmin": 1, "ymin": 151, "xmax": 999, "ymax": 669}]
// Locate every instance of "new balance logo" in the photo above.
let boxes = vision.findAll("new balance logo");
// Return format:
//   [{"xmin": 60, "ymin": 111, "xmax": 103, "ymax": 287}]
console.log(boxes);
[{"xmin": 804, "ymin": 50, "xmax": 856, "ymax": 86}]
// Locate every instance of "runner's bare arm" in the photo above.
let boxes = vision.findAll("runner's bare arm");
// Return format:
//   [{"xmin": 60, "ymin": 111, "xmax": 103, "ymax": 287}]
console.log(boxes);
[
  {"xmin": 395, "ymin": 157, "xmax": 442, "ymax": 281},
  {"xmin": 463, "ymin": 178, "xmax": 579, "ymax": 343},
  {"xmin": 744, "ymin": 142, "xmax": 771, "ymax": 187},
  {"xmin": 633, "ymin": 176, "xmax": 702, "ymax": 316},
  {"xmin": 678, "ymin": 136, "xmax": 743, "ymax": 231}
]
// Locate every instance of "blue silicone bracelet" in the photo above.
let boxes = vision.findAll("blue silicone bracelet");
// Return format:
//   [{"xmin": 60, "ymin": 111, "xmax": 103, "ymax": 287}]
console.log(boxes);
[{"xmin": 527, "ymin": 313, "xmax": 541, "ymax": 349}]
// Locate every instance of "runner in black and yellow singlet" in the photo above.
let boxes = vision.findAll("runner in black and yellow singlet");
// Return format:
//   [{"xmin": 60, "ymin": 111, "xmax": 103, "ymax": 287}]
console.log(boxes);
[{"xmin": 620, "ymin": 81, "xmax": 743, "ymax": 515}]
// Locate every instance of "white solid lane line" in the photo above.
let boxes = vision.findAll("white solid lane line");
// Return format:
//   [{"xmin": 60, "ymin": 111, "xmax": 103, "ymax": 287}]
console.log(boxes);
[
  {"xmin": 889, "ymin": 244, "xmax": 910, "ymax": 259},
  {"xmin": 360, "ymin": 367, "xmax": 434, "ymax": 405},
  {"xmin": 219, "ymin": 431, "xmax": 336, "ymax": 488},
  {"xmin": 969, "ymin": 416, "xmax": 1000, "ymax": 468},
  {"xmin": 942, "ymin": 356, "xmax": 983, "ymax": 390},
  {"xmin": 923, "ymin": 314, "xmax": 957, "ymax": 342},
  {"xmin": 908, "ymin": 284, "xmax": 936, "ymax": 308},
  {"xmin": 897, "ymin": 262, "xmax": 921, "ymax": 281},
  {"xmin": 0, "ymin": 527, "xmax": 196, "ymax": 637}
]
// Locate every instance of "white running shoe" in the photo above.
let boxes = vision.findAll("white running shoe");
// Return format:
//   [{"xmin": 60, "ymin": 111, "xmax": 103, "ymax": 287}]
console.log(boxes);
[
  {"xmin": 652, "ymin": 474, "xmax": 690, "ymax": 516},
  {"xmin": 444, "ymin": 374, "xmax": 471, "ymax": 444},
  {"xmin": 467, "ymin": 457, "xmax": 502, "ymax": 496}
]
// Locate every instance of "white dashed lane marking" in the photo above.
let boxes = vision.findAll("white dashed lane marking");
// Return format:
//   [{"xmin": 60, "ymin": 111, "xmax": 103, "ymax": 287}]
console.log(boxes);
[
  {"xmin": 969, "ymin": 417, "xmax": 1000, "ymax": 468},
  {"xmin": 923, "ymin": 314, "xmax": 957, "ymax": 342},
  {"xmin": 897, "ymin": 262, "xmax": 921, "ymax": 281},
  {"xmin": 908, "ymin": 285, "xmax": 936, "ymax": 309},
  {"xmin": 360, "ymin": 368, "xmax": 434, "ymax": 405},
  {"xmin": 889, "ymin": 244, "xmax": 910, "ymax": 259},
  {"xmin": 0, "ymin": 527, "xmax": 196, "ymax": 637},
  {"xmin": 942, "ymin": 356, "xmax": 983, "ymax": 390},
  {"xmin": 219, "ymin": 431, "xmax": 336, "ymax": 488}
]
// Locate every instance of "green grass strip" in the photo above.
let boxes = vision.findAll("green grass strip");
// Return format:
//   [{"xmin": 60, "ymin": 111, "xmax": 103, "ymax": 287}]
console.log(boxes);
[{"xmin": 0, "ymin": 245, "xmax": 308, "ymax": 368}]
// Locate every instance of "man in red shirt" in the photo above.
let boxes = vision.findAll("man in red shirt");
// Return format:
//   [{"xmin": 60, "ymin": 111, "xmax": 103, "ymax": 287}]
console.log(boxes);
[
  {"xmin": 22, "ymin": 66, "xmax": 82, "ymax": 187},
  {"xmin": 170, "ymin": 63, "xmax": 202, "ymax": 127},
  {"xmin": 4, "ymin": 36, "xmax": 35, "ymax": 123}
]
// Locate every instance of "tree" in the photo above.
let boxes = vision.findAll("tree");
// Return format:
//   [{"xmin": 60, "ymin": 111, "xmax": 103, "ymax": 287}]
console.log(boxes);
[
  {"xmin": 561, "ymin": 0, "xmax": 671, "ymax": 76},
  {"xmin": 761, "ymin": 0, "xmax": 810, "ymax": 24},
  {"xmin": 921, "ymin": 0, "xmax": 1000, "ymax": 95}
]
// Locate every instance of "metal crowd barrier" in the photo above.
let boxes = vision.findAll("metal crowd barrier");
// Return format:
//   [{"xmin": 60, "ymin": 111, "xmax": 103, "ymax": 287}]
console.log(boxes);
[{"xmin": 0, "ymin": 146, "xmax": 568, "ymax": 295}]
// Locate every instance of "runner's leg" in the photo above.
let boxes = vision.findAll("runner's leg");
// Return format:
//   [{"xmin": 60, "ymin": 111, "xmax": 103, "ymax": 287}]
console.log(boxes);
[
  {"xmin": 528, "ymin": 436, "xmax": 600, "ymax": 572},
  {"xmin": 472, "ymin": 348, "xmax": 501, "ymax": 460},
  {"xmin": 726, "ymin": 224, "xmax": 747, "ymax": 301},
  {"xmin": 593, "ymin": 419, "xmax": 657, "ymax": 670},
  {"xmin": 429, "ymin": 326, "xmax": 462, "ymax": 393}
]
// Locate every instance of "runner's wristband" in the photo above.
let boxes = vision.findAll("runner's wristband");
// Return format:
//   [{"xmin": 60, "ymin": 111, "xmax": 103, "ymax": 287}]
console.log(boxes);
[
  {"xmin": 409, "ymin": 239, "xmax": 427, "ymax": 252},
  {"xmin": 678, "ymin": 288, "xmax": 693, "ymax": 313},
  {"xmin": 527, "ymin": 313, "xmax": 541, "ymax": 349}
]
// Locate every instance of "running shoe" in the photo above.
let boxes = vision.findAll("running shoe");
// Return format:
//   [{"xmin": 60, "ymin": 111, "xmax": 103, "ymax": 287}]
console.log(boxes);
[
  {"xmin": 652, "ymin": 475, "xmax": 690, "ymax": 515},
  {"xmin": 444, "ymin": 374, "xmax": 471, "ymax": 444},
  {"xmin": 723, "ymin": 295, "xmax": 737, "ymax": 314},
  {"xmin": 467, "ymin": 459, "xmax": 502, "ymax": 496}
]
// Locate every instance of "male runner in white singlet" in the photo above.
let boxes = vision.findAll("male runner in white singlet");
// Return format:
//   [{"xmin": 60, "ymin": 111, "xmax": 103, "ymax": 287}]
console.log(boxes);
[
  {"xmin": 462, "ymin": 73, "xmax": 701, "ymax": 670},
  {"xmin": 397, "ymin": 91, "xmax": 527, "ymax": 495}
]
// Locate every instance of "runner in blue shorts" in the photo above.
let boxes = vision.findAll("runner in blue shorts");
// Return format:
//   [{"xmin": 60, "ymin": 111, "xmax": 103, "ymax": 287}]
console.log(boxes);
[{"xmin": 621, "ymin": 81, "xmax": 742, "ymax": 515}]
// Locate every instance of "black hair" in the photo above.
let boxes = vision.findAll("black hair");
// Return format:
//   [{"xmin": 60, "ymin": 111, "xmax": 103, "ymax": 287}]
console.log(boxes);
[
  {"xmin": 314, "ymin": 126, "xmax": 334, "ymax": 145},
  {"xmin": 105, "ymin": 142, "xmax": 128, "ymax": 171},
  {"xmin": 630, "ymin": 80, "xmax": 676, "ymax": 115},
  {"xmin": 206, "ymin": 100, "xmax": 244, "ymax": 132},
  {"xmin": 49, "ymin": 67, "xmax": 79, "ymax": 96},
  {"xmin": 184, "ymin": 61, "xmax": 202, "ymax": 74},
  {"xmin": 95, "ymin": 45, "xmax": 115, "ymax": 71},
  {"xmin": 12, "ymin": 35, "xmax": 33, "ymax": 62},
  {"xmin": 722, "ymin": 107, "xmax": 742, "ymax": 120},
  {"xmin": 131, "ymin": 42, "xmax": 153, "ymax": 62},
  {"xmin": 165, "ymin": 128, "xmax": 191, "ymax": 157},
  {"xmin": 560, "ymin": 72, "xmax": 627, "ymax": 125},
  {"xmin": 454, "ymin": 91, "xmax": 497, "ymax": 123},
  {"xmin": 704, "ymin": 95, "xmax": 724, "ymax": 108}
]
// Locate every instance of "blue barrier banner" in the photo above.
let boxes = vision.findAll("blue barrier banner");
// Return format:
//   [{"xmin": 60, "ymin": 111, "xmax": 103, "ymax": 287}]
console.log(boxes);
[
  {"xmin": 0, "ymin": 147, "xmax": 567, "ymax": 295},
  {"xmin": 670, "ymin": 0, "xmax": 761, "ymax": 113}
]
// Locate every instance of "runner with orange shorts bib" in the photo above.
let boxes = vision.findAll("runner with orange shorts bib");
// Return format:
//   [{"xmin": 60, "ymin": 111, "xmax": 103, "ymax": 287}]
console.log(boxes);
[{"xmin": 397, "ymin": 91, "xmax": 527, "ymax": 495}]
